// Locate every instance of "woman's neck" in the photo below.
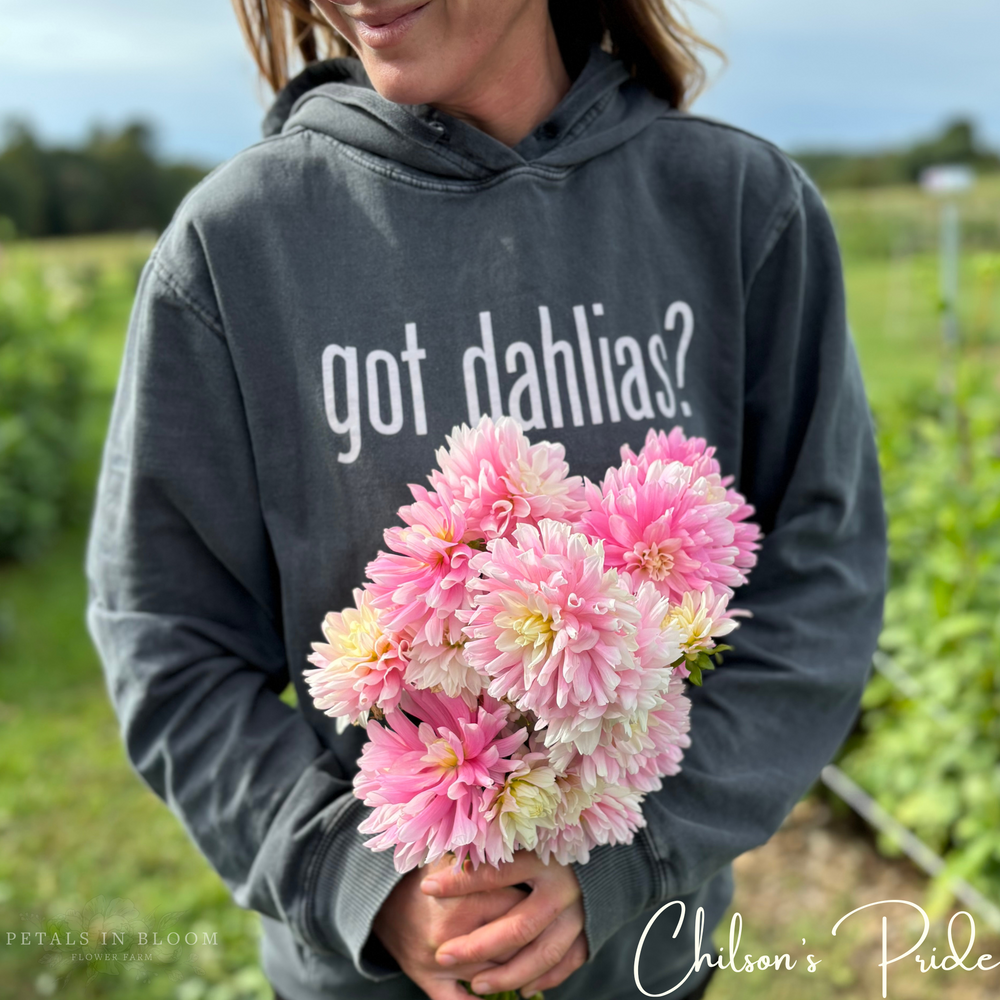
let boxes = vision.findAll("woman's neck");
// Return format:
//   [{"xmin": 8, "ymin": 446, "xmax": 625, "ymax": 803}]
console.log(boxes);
[{"xmin": 429, "ymin": 12, "xmax": 572, "ymax": 147}]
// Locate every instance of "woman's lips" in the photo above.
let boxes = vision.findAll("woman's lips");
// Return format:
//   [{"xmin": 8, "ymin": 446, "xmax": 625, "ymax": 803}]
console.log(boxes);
[{"xmin": 350, "ymin": 3, "xmax": 431, "ymax": 49}]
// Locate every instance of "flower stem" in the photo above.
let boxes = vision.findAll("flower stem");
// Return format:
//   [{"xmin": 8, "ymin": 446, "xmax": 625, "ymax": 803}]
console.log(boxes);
[{"xmin": 459, "ymin": 981, "xmax": 543, "ymax": 1000}]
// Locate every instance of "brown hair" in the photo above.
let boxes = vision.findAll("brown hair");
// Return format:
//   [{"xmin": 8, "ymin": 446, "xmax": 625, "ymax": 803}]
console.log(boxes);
[{"xmin": 231, "ymin": 0, "xmax": 720, "ymax": 109}]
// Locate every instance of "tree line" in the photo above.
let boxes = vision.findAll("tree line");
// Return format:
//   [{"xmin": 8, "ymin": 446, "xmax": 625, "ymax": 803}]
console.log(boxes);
[
  {"xmin": 793, "ymin": 118, "xmax": 1000, "ymax": 191},
  {"xmin": 1, "ymin": 116, "xmax": 997, "ymax": 241},
  {"xmin": 0, "ymin": 121, "xmax": 206, "ymax": 239}
]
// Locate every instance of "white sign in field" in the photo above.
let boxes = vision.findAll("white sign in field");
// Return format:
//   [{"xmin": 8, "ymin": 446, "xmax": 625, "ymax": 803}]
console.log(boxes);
[{"xmin": 920, "ymin": 164, "xmax": 976, "ymax": 195}]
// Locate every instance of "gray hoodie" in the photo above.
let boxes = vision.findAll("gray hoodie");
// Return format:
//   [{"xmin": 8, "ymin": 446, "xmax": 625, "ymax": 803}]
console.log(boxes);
[{"xmin": 86, "ymin": 46, "xmax": 886, "ymax": 1000}]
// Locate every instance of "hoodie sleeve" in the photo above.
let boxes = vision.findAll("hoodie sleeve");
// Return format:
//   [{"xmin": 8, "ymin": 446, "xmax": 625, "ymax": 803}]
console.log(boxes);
[
  {"xmin": 85, "ymin": 252, "xmax": 406, "ymax": 980},
  {"xmin": 571, "ymin": 175, "xmax": 887, "ymax": 959}
]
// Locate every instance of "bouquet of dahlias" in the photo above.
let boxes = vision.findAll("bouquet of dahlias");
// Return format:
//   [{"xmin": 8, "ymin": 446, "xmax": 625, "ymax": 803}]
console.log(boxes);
[{"xmin": 305, "ymin": 416, "xmax": 760, "ymax": 881}]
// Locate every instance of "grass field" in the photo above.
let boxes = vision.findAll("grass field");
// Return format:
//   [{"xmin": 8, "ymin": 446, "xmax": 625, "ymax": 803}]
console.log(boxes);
[
  {"xmin": 825, "ymin": 176, "xmax": 1000, "ymax": 410},
  {"xmin": 1, "ymin": 177, "xmax": 999, "ymax": 1000}
]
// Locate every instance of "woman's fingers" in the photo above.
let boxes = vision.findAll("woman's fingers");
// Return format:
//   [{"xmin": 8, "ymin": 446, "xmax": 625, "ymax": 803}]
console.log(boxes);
[
  {"xmin": 518, "ymin": 931, "xmax": 589, "ymax": 996},
  {"xmin": 436, "ymin": 888, "xmax": 561, "ymax": 965},
  {"xmin": 424, "ymin": 852, "xmax": 585, "ymax": 993},
  {"xmin": 370, "ymin": 863, "xmax": 525, "ymax": 998},
  {"xmin": 467, "ymin": 907, "xmax": 583, "ymax": 996},
  {"xmin": 423, "ymin": 852, "xmax": 540, "ymax": 899},
  {"xmin": 436, "ymin": 885, "xmax": 528, "ymax": 925},
  {"xmin": 434, "ymin": 858, "xmax": 581, "ymax": 968}
]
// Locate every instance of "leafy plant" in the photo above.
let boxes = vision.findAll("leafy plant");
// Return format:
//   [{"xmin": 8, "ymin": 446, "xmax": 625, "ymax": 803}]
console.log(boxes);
[
  {"xmin": 840, "ymin": 368, "xmax": 1000, "ymax": 913},
  {"xmin": 0, "ymin": 262, "xmax": 90, "ymax": 561}
]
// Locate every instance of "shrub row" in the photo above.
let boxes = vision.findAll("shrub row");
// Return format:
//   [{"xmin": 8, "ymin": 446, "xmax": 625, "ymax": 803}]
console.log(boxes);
[
  {"xmin": 841, "ymin": 371, "xmax": 1000, "ymax": 912},
  {"xmin": 0, "ymin": 263, "xmax": 90, "ymax": 561}
]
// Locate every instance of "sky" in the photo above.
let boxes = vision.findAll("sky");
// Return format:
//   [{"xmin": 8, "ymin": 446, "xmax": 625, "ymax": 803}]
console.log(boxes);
[{"xmin": 1, "ymin": 0, "xmax": 998, "ymax": 165}]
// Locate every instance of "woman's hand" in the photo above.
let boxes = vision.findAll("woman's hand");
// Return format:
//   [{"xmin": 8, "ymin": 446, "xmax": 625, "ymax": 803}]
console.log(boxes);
[
  {"xmin": 371, "ymin": 854, "xmax": 528, "ymax": 1000},
  {"xmin": 421, "ymin": 851, "xmax": 588, "ymax": 998}
]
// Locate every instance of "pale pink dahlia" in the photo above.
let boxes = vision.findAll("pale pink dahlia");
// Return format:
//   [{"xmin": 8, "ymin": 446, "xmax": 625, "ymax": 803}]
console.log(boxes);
[
  {"xmin": 304, "ymin": 588, "xmax": 407, "ymax": 732},
  {"xmin": 627, "ymin": 673, "xmax": 693, "ymax": 793},
  {"xmin": 429, "ymin": 416, "xmax": 587, "ymax": 540},
  {"xmin": 354, "ymin": 688, "xmax": 527, "ymax": 872},
  {"xmin": 404, "ymin": 612, "xmax": 486, "ymax": 705},
  {"xmin": 580, "ymin": 460, "xmax": 748, "ymax": 601},
  {"xmin": 666, "ymin": 588, "xmax": 739, "ymax": 677},
  {"xmin": 535, "ymin": 777, "xmax": 646, "ymax": 866},
  {"xmin": 579, "ymin": 784, "xmax": 647, "ymax": 848},
  {"xmin": 622, "ymin": 426, "xmax": 720, "ymax": 481},
  {"xmin": 543, "ymin": 583, "xmax": 676, "ymax": 762},
  {"xmin": 535, "ymin": 771, "xmax": 596, "ymax": 865},
  {"xmin": 480, "ymin": 744, "xmax": 561, "ymax": 862},
  {"xmin": 464, "ymin": 519, "xmax": 641, "ymax": 754},
  {"xmin": 624, "ymin": 427, "xmax": 762, "ymax": 574},
  {"xmin": 548, "ymin": 662, "xmax": 692, "ymax": 795},
  {"xmin": 366, "ymin": 485, "xmax": 479, "ymax": 643},
  {"xmin": 633, "ymin": 580, "xmax": 683, "ymax": 672}
]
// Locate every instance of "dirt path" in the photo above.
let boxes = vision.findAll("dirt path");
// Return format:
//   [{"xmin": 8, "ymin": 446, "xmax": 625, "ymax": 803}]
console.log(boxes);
[{"xmin": 703, "ymin": 798, "xmax": 1000, "ymax": 999}]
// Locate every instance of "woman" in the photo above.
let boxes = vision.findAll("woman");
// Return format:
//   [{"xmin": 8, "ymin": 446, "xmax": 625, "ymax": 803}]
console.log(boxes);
[{"xmin": 86, "ymin": 2, "xmax": 887, "ymax": 999}]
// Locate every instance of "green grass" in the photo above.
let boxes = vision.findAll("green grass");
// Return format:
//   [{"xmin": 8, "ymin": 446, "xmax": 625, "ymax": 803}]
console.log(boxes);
[
  {"xmin": 824, "ymin": 174, "xmax": 1000, "ymax": 259},
  {"xmin": 823, "ymin": 175, "xmax": 1000, "ymax": 410},
  {"xmin": 0, "ymin": 529, "xmax": 271, "ymax": 1000},
  {"xmin": 843, "ymin": 251, "xmax": 1000, "ymax": 411},
  {"xmin": 1, "ymin": 199, "xmax": 999, "ymax": 1000},
  {"xmin": 1, "ymin": 235, "xmax": 270, "ymax": 1000},
  {"xmin": 6, "ymin": 233, "xmax": 157, "ymax": 274},
  {"xmin": 4, "ymin": 233, "xmax": 155, "ymax": 395}
]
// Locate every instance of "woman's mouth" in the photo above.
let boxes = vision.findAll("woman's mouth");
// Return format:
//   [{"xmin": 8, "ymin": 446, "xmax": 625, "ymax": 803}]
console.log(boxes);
[{"xmin": 349, "ymin": 2, "xmax": 431, "ymax": 49}]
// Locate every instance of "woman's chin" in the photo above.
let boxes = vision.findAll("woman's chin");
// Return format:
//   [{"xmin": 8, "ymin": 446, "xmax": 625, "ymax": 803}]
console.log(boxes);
[{"xmin": 362, "ymin": 60, "xmax": 456, "ymax": 108}]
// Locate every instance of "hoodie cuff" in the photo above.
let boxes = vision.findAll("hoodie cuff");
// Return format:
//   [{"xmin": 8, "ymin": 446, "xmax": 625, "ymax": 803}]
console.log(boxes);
[
  {"xmin": 571, "ymin": 831, "xmax": 661, "ymax": 962},
  {"xmin": 306, "ymin": 796, "xmax": 407, "ymax": 981}
]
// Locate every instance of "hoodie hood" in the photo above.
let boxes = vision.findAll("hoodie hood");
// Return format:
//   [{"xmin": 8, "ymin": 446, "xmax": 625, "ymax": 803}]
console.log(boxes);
[{"xmin": 263, "ymin": 46, "xmax": 668, "ymax": 181}]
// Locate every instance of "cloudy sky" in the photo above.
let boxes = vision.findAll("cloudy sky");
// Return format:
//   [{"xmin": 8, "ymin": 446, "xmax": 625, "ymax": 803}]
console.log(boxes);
[{"xmin": 1, "ymin": 0, "xmax": 997, "ymax": 164}]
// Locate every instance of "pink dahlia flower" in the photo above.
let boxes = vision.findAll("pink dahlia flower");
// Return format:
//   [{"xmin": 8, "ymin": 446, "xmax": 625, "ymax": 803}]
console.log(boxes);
[
  {"xmin": 546, "ymin": 583, "xmax": 677, "ymax": 774},
  {"xmin": 536, "ymin": 776, "xmax": 646, "ymax": 866},
  {"xmin": 534, "ymin": 772, "xmax": 595, "ymax": 865},
  {"xmin": 464, "ymin": 519, "xmax": 641, "ymax": 754},
  {"xmin": 579, "ymin": 784, "xmax": 646, "ymax": 848},
  {"xmin": 580, "ymin": 459, "xmax": 749, "ymax": 601},
  {"xmin": 624, "ymin": 427, "xmax": 761, "ymax": 574},
  {"xmin": 666, "ymin": 588, "xmax": 739, "ymax": 677},
  {"xmin": 304, "ymin": 588, "xmax": 408, "ymax": 732},
  {"xmin": 627, "ymin": 672, "xmax": 693, "ymax": 793},
  {"xmin": 354, "ymin": 688, "xmax": 527, "ymax": 872},
  {"xmin": 632, "ymin": 580, "xmax": 683, "ymax": 672},
  {"xmin": 480, "ymin": 745, "xmax": 561, "ymax": 861},
  {"xmin": 622, "ymin": 426, "xmax": 720, "ymax": 480},
  {"xmin": 547, "ymin": 646, "xmax": 691, "ymax": 792},
  {"xmin": 366, "ymin": 485, "xmax": 479, "ymax": 644},
  {"xmin": 404, "ymin": 612, "xmax": 486, "ymax": 706},
  {"xmin": 429, "ymin": 416, "xmax": 587, "ymax": 540}
]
